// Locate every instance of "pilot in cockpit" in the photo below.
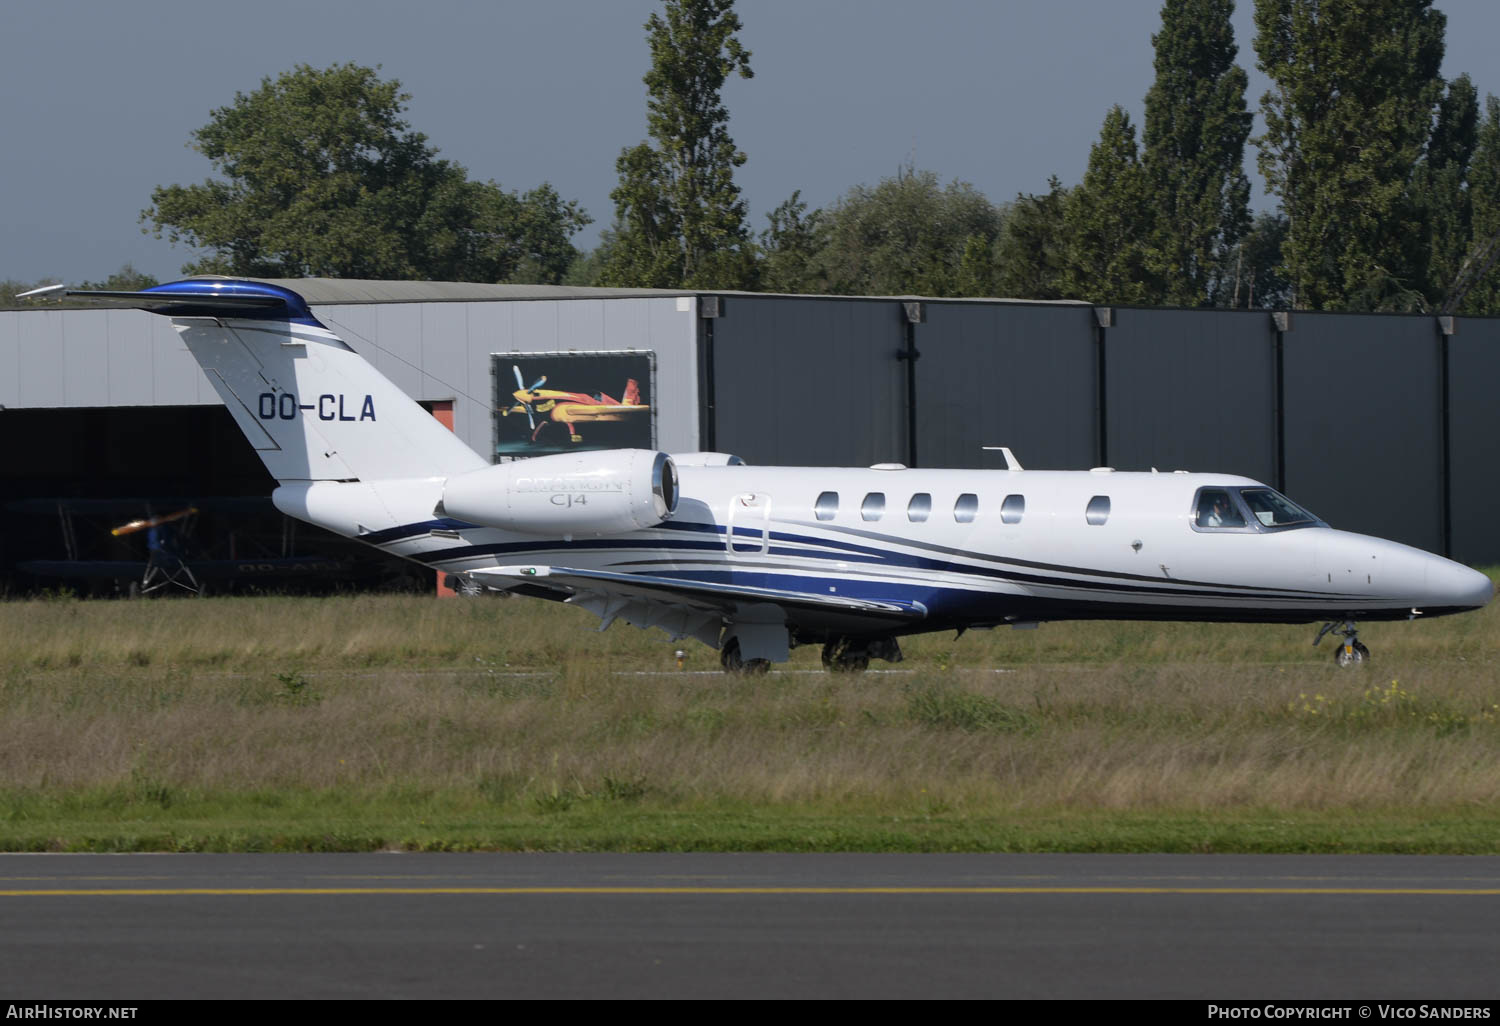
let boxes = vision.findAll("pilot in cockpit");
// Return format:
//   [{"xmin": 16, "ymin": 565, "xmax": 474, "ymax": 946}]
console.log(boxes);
[{"xmin": 1199, "ymin": 490, "xmax": 1245, "ymax": 529}]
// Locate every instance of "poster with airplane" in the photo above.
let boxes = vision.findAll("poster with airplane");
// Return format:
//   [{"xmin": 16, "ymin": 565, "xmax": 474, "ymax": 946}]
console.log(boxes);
[{"xmin": 492, "ymin": 351, "xmax": 655, "ymax": 458}]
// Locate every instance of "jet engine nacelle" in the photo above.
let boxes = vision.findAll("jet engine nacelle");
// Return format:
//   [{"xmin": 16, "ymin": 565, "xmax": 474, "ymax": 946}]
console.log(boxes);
[{"xmin": 439, "ymin": 449, "xmax": 678, "ymax": 536}]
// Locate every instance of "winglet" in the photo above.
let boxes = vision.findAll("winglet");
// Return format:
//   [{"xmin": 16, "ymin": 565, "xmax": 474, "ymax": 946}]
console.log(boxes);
[{"xmin": 16, "ymin": 283, "xmax": 67, "ymax": 300}]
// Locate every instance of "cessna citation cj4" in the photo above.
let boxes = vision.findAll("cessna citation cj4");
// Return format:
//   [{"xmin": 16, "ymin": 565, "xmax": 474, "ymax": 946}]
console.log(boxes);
[{"xmin": 23, "ymin": 279, "xmax": 1491, "ymax": 671}]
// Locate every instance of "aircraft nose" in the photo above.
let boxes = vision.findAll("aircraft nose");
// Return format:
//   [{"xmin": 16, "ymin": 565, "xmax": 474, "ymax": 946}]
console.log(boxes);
[{"xmin": 1428, "ymin": 560, "xmax": 1493, "ymax": 610}]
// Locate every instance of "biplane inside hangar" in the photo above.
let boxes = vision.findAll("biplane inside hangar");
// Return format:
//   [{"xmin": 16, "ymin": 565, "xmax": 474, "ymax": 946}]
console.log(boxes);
[{"xmin": 8, "ymin": 496, "xmax": 368, "ymax": 596}]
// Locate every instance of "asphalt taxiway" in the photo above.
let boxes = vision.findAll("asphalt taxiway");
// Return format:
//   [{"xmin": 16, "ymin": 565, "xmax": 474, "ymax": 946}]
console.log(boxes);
[{"xmin": 1, "ymin": 853, "xmax": 1496, "ymax": 998}]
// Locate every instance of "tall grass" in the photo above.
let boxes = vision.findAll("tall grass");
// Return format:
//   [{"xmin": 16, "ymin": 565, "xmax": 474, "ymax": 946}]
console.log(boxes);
[{"xmin": 0, "ymin": 583, "xmax": 1495, "ymax": 850}]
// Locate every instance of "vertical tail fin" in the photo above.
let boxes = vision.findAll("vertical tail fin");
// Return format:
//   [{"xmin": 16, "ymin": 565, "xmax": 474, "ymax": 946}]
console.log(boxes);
[{"xmin": 38, "ymin": 279, "xmax": 489, "ymax": 484}]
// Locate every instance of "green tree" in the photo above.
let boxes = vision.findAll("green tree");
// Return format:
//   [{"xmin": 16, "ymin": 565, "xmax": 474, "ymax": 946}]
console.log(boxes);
[
  {"xmin": 1414, "ymin": 75, "xmax": 1479, "ymax": 309},
  {"xmin": 602, "ymin": 0, "xmax": 755, "ymax": 289},
  {"xmin": 143, "ymin": 63, "xmax": 588, "ymax": 283},
  {"xmin": 562, "ymin": 234, "xmax": 616, "ymax": 287},
  {"xmin": 816, "ymin": 166, "xmax": 1003, "ymax": 296},
  {"xmin": 953, "ymin": 234, "xmax": 998, "ymax": 297},
  {"xmin": 1143, "ymin": 0, "xmax": 1252, "ymax": 306},
  {"xmin": 79, "ymin": 263, "xmax": 160, "ymax": 291},
  {"xmin": 758, "ymin": 190, "xmax": 827, "ymax": 293},
  {"xmin": 995, "ymin": 177, "xmax": 1071, "ymax": 300},
  {"xmin": 1448, "ymin": 95, "xmax": 1500, "ymax": 314},
  {"xmin": 1223, "ymin": 210, "xmax": 1292, "ymax": 308},
  {"xmin": 1062, "ymin": 106, "xmax": 1162, "ymax": 304},
  {"xmin": 1253, "ymin": 0, "xmax": 1446, "ymax": 310}
]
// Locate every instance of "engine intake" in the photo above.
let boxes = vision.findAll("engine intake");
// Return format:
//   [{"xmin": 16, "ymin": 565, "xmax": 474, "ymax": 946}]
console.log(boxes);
[{"xmin": 439, "ymin": 449, "xmax": 677, "ymax": 536}]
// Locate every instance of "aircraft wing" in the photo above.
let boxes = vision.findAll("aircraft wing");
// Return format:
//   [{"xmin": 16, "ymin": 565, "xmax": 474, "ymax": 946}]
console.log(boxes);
[
  {"xmin": 470, "ymin": 564, "xmax": 928, "ymax": 648},
  {"xmin": 558, "ymin": 404, "xmax": 651, "ymax": 422}
]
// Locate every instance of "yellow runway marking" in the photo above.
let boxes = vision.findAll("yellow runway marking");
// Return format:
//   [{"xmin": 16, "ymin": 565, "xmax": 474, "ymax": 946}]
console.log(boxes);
[{"xmin": 0, "ymin": 886, "xmax": 1498, "ymax": 897}]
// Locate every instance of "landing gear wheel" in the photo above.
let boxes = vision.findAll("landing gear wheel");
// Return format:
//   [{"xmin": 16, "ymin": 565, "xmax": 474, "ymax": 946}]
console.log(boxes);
[
  {"xmin": 720, "ymin": 638, "xmax": 770, "ymax": 675},
  {"xmin": 821, "ymin": 640, "xmax": 870, "ymax": 673},
  {"xmin": 1334, "ymin": 640, "xmax": 1371, "ymax": 668},
  {"xmin": 1316, "ymin": 620, "xmax": 1369, "ymax": 668}
]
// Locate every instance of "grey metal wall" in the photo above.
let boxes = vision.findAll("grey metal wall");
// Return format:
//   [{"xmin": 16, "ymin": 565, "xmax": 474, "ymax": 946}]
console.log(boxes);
[
  {"xmin": 709, "ymin": 296, "xmax": 906, "ymax": 467},
  {"xmin": 1448, "ymin": 317, "xmax": 1500, "ymax": 565},
  {"xmin": 1282, "ymin": 313, "xmax": 1445, "ymax": 554},
  {"xmin": 1104, "ymin": 308, "xmax": 1276, "ymax": 482},
  {"xmin": 0, "ymin": 307, "xmax": 216, "ymax": 408},
  {"xmin": 703, "ymin": 298, "xmax": 1498, "ymax": 563},
  {"xmin": 916, "ymin": 303, "xmax": 1097, "ymax": 471}
]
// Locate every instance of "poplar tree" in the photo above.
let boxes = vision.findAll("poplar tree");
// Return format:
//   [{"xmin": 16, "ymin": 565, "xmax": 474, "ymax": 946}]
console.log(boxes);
[
  {"xmin": 1253, "ymin": 0, "xmax": 1445, "ymax": 310},
  {"xmin": 1449, "ymin": 95, "xmax": 1500, "ymax": 314},
  {"xmin": 602, "ymin": 0, "xmax": 755, "ymax": 289},
  {"xmin": 1143, "ymin": 0, "xmax": 1252, "ymax": 307},
  {"xmin": 1414, "ymin": 75, "xmax": 1479, "ymax": 309},
  {"xmin": 1063, "ymin": 106, "xmax": 1162, "ymax": 304}
]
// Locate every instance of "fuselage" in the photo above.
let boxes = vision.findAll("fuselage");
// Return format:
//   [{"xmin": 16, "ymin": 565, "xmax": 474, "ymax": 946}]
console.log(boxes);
[{"xmin": 273, "ymin": 464, "xmax": 1493, "ymax": 641}]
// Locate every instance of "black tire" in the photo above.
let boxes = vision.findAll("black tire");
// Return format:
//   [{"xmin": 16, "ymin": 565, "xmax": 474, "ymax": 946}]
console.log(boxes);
[
  {"xmin": 821, "ymin": 640, "xmax": 870, "ymax": 673},
  {"xmin": 721, "ymin": 638, "xmax": 771, "ymax": 675},
  {"xmin": 1334, "ymin": 640, "xmax": 1370, "ymax": 667}
]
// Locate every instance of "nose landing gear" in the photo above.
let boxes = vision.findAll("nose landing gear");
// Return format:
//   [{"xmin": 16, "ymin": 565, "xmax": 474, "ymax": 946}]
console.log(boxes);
[{"xmin": 1315, "ymin": 620, "xmax": 1370, "ymax": 667}]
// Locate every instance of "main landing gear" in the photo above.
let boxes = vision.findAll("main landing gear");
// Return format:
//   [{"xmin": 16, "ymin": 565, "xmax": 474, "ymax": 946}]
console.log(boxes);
[
  {"xmin": 720, "ymin": 635, "xmax": 904, "ymax": 675},
  {"xmin": 1315, "ymin": 620, "xmax": 1370, "ymax": 667},
  {"xmin": 820, "ymin": 637, "xmax": 902, "ymax": 673},
  {"xmin": 720, "ymin": 637, "xmax": 770, "ymax": 675},
  {"xmin": 821, "ymin": 639, "xmax": 870, "ymax": 673}
]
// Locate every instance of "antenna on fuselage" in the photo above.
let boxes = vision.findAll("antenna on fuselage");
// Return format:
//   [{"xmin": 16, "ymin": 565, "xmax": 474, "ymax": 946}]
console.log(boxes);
[{"xmin": 981, "ymin": 446, "xmax": 1024, "ymax": 471}]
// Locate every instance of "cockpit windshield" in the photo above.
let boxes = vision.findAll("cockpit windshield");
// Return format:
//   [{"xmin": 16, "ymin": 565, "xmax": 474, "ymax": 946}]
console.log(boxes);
[
  {"xmin": 1239, "ymin": 488, "xmax": 1320, "ymax": 528},
  {"xmin": 1193, "ymin": 486, "xmax": 1323, "ymax": 532}
]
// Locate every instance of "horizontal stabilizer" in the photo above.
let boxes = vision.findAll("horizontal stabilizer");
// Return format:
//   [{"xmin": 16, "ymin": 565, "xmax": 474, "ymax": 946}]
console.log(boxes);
[
  {"xmin": 15, "ymin": 279, "xmax": 316, "ymax": 323},
  {"xmin": 17, "ymin": 286, "xmax": 282, "ymax": 309}
]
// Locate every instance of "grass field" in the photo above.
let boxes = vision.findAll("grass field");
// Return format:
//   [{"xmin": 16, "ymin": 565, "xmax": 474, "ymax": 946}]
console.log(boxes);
[{"xmin": 0, "ymin": 583, "xmax": 1496, "ymax": 853}]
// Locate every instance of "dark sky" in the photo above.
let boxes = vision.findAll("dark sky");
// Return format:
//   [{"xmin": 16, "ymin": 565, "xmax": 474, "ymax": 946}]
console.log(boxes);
[{"xmin": 4, "ymin": 0, "xmax": 1494, "ymax": 283}]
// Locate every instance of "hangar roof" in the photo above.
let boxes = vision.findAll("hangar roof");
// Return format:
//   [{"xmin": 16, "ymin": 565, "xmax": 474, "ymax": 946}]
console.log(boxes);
[
  {"xmin": 238, "ymin": 278, "xmax": 1091, "ymax": 307},
  {"xmin": 244, "ymin": 277, "xmax": 690, "ymax": 304},
  {"xmin": 2, "ymin": 275, "xmax": 1092, "ymax": 311}
]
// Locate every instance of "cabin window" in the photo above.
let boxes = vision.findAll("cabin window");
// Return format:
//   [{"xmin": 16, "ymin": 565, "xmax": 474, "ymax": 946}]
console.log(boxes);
[
  {"xmin": 1085, "ymin": 495, "xmax": 1111, "ymax": 526},
  {"xmin": 861, "ymin": 492, "xmax": 886, "ymax": 522},
  {"xmin": 954, "ymin": 493, "xmax": 979, "ymax": 524},
  {"xmin": 1000, "ymin": 494, "xmax": 1025, "ymax": 525},
  {"xmin": 1194, "ymin": 488, "xmax": 1246, "ymax": 529},
  {"xmin": 815, "ymin": 491, "xmax": 838, "ymax": 522},
  {"xmin": 907, "ymin": 493, "xmax": 931, "ymax": 523}
]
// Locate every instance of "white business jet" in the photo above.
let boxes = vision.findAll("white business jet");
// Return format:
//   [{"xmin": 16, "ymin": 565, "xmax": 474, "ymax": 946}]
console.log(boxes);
[{"xmin": 22, "ymin": 279, "xmax": 1492, "ymax": 671}]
